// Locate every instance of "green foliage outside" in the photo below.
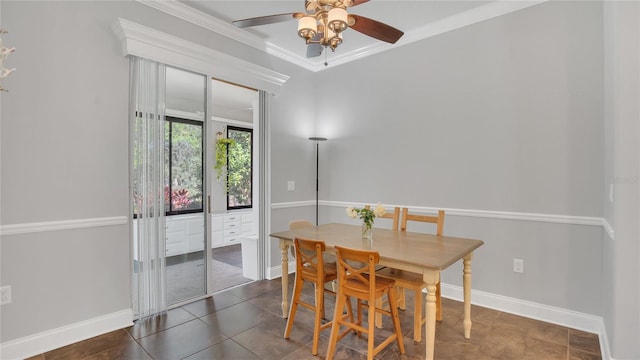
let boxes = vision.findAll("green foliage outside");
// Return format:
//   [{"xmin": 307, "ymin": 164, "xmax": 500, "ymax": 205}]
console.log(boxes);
[
  {"xmin": 165, "ymin": 120, "xmax": 203, "ymax": 211},
  {"xmin": 215, "ymin": 137, "xmax": 235, "ymax": 183},
  {"xmin": 227, "ymin": 128, "xmax": 252, "ymax": 208}
]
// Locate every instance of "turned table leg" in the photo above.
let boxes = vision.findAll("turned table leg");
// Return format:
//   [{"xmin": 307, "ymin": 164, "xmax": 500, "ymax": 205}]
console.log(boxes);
[
  {"xmin": 423, "ymin": 270, "xmax": 439, "ymax": 360},
  {"xmin": 280, "ymin": 240, "xmax": 290, "ymax": 318},
  {"xmin": 463, "ymin": 253, "xmax": 473, "ymax": 339}
]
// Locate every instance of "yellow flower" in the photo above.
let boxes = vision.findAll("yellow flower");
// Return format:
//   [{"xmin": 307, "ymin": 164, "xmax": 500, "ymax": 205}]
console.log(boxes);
[
  {"xmin": 373, "ymin": 203, "xmax": 386, "ymax": 217},
  {"xmin": 346, "ymin": 207, "xmax": 357, "ymax": 218}
]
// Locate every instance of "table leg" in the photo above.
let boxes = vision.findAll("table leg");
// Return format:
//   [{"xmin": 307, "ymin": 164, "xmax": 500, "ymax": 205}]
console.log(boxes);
[
  {"xmin": 423, "ymin": 270, "xmax": 439, "ymax": 360},
  {"xmin": 463, "ymin": 253, "xmax": 473, "ymax": 338},
  {"xmin": 280, "ymin": 240, "xmax": 290, "ymax": 318}
]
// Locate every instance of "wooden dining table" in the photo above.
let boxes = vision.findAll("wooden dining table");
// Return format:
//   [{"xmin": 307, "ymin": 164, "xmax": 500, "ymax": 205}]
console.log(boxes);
[{"xmin": 270, "ymin": 223, "xmax": 484, "ymax": 360}]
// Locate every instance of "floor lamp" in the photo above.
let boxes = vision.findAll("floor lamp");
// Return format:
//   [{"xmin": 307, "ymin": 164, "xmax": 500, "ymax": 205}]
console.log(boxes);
[{"xmin": 309, "ymin": 137, "xmax": 327, "ymax": 226}]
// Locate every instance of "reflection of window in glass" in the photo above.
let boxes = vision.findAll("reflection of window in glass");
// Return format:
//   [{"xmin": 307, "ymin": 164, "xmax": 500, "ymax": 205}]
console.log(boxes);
[
  {"xmin": 165, "ymin": 116, "xmax": 203, "ymax": 215},
  {"xmin": 227, "ymin": 126, "xmax": 252, "ymax": 210}
]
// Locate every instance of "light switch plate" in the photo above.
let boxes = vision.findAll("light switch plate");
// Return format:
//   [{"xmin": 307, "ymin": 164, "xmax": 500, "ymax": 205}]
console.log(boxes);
[{"xmin": 287, "ymin": 181, "xmax": 295, "ymax": 191}]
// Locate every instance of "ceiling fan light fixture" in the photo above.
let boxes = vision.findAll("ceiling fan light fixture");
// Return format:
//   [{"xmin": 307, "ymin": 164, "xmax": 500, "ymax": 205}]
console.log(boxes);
[
  {"xmin": 326, "ymin": 27, "xmax": 342, "ymax": 50},
  {"xmin": 297, "ymin": 16, "xmax": 317, "ymax": 41},
  {"xmin": 327, "ymin": 7, "xmax": 348, "ymax": 33},
  {"xmin": 232, "ymin": 1, "xmax": 404, "ymax": 58}
]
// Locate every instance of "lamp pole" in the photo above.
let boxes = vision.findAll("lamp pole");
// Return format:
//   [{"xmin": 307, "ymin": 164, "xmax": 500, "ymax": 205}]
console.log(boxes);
[{"xmin": 308, "ymin": 137, "xmax": 327, "ymax": 226}]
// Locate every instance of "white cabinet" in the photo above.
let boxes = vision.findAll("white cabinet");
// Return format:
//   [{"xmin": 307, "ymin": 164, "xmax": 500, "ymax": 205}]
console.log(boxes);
[
  {"xmin": 212, "ymin": 211, "xmax": 254, "ymax": 248},
  {"xmin": 165, "ymin": 214, "xmax": 205, "ymax": 257},
  {"xmin": 186, "ymin": 218, "xmax": 205, "ymax": 252},
  {"xmin": 160, "ymin": 212, "xmax": 253, "ymax": 253},
  {"xmin": 211, "ymin": 215, "xmax": 224, "ymax": 248},
  {"xmin": 166, "ymin": 216, "xmax": 188, "ymax": 257},
  {"xmin": 241, "ymin": 213, "xmax": 254, "ymax": 234}
]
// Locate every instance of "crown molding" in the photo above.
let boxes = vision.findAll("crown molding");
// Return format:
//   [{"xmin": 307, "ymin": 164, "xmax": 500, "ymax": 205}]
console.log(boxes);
[
  {"xmin": 135, "ymin": 0, "xmax": 318, "ymax": 71},
  {"xmin": 112, "ymin": 18, "xmax": 289, "ymax": 94},
  {"xmin": 136, "ymin": 0, "xmax": 547, "ymax": 72},
  {"xmin": 136, "ymin": 0, "xmax": 265, "ymax": 50},
  {"xmin": 400, "ymin": 0, "xmax": 548, "ymax": 46}
]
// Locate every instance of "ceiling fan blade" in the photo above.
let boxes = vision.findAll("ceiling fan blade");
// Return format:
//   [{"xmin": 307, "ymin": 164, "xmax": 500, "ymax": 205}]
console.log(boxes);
[
  {"xmin": 306, "ymin": 33, "xmax": 323, "ymax": 58},
  {"xmin": 349, "ymin": 0, "xmax": 370, "ymax": 6},
  {"xmin": 232, "ymin": 13, "xmax": 301, "ymax": 28},
  {"xmin": 307, "ymin": 44, "xmax": 323, "ymax": 58},
  {"xmin": 348, "ymin": 14, "xmax": 404, "ymax": 44}
]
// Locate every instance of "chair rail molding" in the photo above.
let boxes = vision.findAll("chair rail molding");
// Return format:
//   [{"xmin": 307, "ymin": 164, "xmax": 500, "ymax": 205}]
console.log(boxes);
[
  {"xmin": 0, "ymin": 216, "xmax": 128, "ymax": 236},
  {"xmin": 111, "ymin": 18, "xmax": 289, "ymax": 95},
  {"xmin": 271, "ymin": 200, "xmax": 607, "ymax": 229}
]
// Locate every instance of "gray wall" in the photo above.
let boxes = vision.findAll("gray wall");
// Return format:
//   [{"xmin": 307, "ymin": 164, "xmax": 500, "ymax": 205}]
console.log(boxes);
[
  {"xmin": 2, "ymin": 0, "xmax": 638, "ymax": 358},
  {"xmin": 0, "ymin": 0, "xmax": 306, "ymax": 344},
  {"xmin": 316, "ymin": 0, "xmax": 603, "ymax": 217},
  {"xmin": 603, "ymin": 2, "xmax": 640, "ymax": 359},
  {"xmin": 300, "ymin": 1, "xmax": 604, "ymax": 316},
  {"xmin": 1, "ymin": 1, "xmax": 133, "ymax": 342}
]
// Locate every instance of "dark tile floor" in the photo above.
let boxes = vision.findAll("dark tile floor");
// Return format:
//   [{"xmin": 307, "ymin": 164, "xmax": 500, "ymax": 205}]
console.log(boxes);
[
  {"xmin": 27, "ymin": 276, "xmax": 602, "ymax": 360},
  {"xmin": 167, "ymin": 245, "xmax": 252, "ymax": 304}
]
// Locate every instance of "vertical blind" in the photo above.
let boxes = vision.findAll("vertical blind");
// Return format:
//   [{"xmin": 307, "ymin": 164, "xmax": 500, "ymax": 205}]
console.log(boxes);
[{"xmin": 130, "ymin": 56, "xmax": 167, "ymax": 319}]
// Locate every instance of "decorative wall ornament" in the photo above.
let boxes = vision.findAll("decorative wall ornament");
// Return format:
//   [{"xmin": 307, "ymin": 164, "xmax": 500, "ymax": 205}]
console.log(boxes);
[{"xmin": 0, "ymin": 29, "xmax": 16, "ymax": 92}]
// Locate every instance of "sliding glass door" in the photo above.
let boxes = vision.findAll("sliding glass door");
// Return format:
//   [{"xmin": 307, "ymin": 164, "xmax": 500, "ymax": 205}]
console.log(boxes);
[
  {"xmin": 132, "ymin": 65, "xmax": 264, "ymax": 313},
  {"xmin": 164, "ymin": 67, "xmax": 207, "ymax": 305}
]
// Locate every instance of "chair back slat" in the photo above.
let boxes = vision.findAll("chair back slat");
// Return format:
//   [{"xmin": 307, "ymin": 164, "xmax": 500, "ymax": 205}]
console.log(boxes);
[
  {"xmin": 401, "ymin": 208, "xmax": 445, "ymax": 235},
  {"xmin": 364, "ymin": 205, "xmax": 400, "ymax": 231}
]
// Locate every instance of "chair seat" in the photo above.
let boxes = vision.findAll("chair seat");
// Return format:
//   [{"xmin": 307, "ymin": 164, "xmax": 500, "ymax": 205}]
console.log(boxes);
[
  {"xmin": 376, "ymin": 268, "xmax": 425, "ymax": 287},
  {"xmin": 327, "ymin": 246, "xmax": 404, "ymax": 360},
  {"xmin": 342, "ymin": 274, "xmax": 396, "ymax": 298},
  {"xmin": 301, "ymin": 261, "xmax": 338, "ymax": 282}
]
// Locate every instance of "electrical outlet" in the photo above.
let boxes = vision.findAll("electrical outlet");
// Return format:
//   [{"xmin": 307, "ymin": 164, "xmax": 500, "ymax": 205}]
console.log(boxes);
[
  {"xmin": 1, "ymin": 286, "xmax": 11, "ymax": 305},
  {"xmin": 513, "ymin": 259, "xmax": 524, "ymax": 273}
]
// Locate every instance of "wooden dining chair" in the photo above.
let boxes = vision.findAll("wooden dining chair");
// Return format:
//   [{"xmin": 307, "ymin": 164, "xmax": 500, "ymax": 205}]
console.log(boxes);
[
  {"xmin": 326, "ymin": 246, "xmax": 405, "ymax": 360},
  {"xmin": 288, "ymin": 219, "xmax": 314, "ymax": 230},
  {"xmin": 376, "ymin": 208, "xmax": 445, "ymax": 342},
  {"xmin": 288, "ymin": 219, "xmax": 337, "ymax": 292},
  {"xmin": 363, "ymin": 205, "xmax": 400, "ymax": 231},
  {"xmin": 367, "ymin": 206, "xmax": 400, "ymax": 328},
  {"xmin": 284, "ymin": 238, "xmax": 353, "ymax": 356}
]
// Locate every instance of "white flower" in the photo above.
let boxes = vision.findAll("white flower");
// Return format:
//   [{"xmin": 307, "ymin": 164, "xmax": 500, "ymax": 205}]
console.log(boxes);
[
  {"xmin": 346, "ymin": 207, "xmax": 357, "ymax": 218},
  {"xmin": 373, "ymin": 203, "xmax": 386, "ymax": 217}
]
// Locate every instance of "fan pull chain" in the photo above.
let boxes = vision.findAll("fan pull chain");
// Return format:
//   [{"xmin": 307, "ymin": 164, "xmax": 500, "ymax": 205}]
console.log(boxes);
[{"xmin": 324, "ymin": 49, "xmax": 328, "ymax": 67}]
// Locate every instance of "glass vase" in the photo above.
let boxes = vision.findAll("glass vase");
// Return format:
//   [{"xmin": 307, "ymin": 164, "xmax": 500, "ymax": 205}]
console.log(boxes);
[{"xmin": 362, "ymin": 222, "xmax": 373, "ymax": 241}]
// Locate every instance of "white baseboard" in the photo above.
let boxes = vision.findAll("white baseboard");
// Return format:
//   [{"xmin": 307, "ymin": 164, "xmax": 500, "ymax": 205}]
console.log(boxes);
[
  {"xmin": 441, "ymin": 283, "xmax": 611, "ymax": 360},
  {"xmin": 0, "ymin": 309, "xmax": 133, "ymax": 360},
  {"xmin": 265, "ymin": 260, "xmax": 295, "ymax": 280}
]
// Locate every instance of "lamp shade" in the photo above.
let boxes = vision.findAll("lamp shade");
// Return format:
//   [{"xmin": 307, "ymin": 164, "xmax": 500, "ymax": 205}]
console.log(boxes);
[
  {"xmin": 328, "ymin": 7, "xmax": 348, "ymax": 33},
  {"xmin": 298, "ymin": 16, "xmax": 317, "ymax": 40}
]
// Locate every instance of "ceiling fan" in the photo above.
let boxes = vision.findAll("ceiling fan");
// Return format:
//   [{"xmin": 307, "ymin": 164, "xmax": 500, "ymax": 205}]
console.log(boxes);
[{"xmin": 232, "ymin": 0, "xmax": 404, "ymax": 59}]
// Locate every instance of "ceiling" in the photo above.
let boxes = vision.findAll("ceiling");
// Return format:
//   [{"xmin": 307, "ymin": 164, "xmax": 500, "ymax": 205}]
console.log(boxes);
[
  {"xmin": 171, "ymin": 0, "xmax": 545, "ymax": 70},
  {"xmin": 154, "ymin": 0, "xmax": 545, "ymax": 121}
]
